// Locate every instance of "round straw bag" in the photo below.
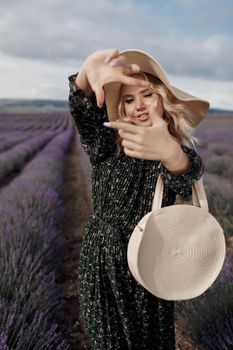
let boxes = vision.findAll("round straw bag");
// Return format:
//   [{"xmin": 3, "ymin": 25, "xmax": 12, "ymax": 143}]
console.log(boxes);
[{"xmin": 127, "ymin": 174, "xmax": 226, "ymax": 301}]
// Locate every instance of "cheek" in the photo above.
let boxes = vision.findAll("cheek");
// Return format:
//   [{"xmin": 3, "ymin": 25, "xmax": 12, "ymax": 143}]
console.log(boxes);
[
  {"xmin": 144, "ymin": 93, "xmax": 160, "ymax": 109},
  {"xmin": 145, "ymin": 95, "xmax": 156, "ymax": 107},
  {"xmin": 154, "ymin": 94, "xmax": 161, "ymax": 104},
  {"xmin": 124, "ymin": 104, "xmax": 134, "ymax": 117}
]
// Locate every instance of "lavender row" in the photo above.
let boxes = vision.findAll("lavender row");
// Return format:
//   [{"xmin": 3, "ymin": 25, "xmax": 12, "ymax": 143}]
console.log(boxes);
[
  {"xmin": 0, "ymin": 113, "xmax": 69, "ymax": 133},
  {"xmin": 192, "ymin": 127, "xmax": 233, "ymax": 237},
  {"xmin": 197, "ymin": 128, "xmax": 233, "ymax": 144},
  {"xmin": 196, "ymin": 128, "xmax": 233, "ymax": 159},
  {"xmin": 0, "ymin": 131, "xmax": 44, "ymax": 153},
  {"xmin": 0, "ymin": 114, "xmax": 70, "ymax": 154},
  {"xmin": 0, "ymin": 120, "xmax": 74, "ymax": 349},
  {"xmin": 175, "ymin": 122, "xmax": 233, "ymax": 349},
  {"xmin": 0, "ymin": 131, "xmax": 62, "ymax": 183},
  {"xmin": 0, "ymin": 112, "xmax": 68, "ymax": 125},
  {"xmin": 175, "ymin": 254, "xmax": 233, "ymax": 349},
  {"xmin": 0, "ymin": 116, "xmax": 60, "ymax": 131}
]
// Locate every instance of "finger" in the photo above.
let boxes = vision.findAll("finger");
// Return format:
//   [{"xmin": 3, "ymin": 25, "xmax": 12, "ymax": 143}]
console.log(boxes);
[
  {"xmin": 104, "ymin": 48, "xmax": 119, "ymax": 63},
  {"xmin": 130, "ymin": 64, "xmax": 140, "ymax": 73},
  {"xmin": 148, "ymin": 99, "xmax": 163, "ymax": 124},
  {"xmin": 124, "ymin": 147, "xmax": 160, "ymax": 160},
  {"xmin": 119, "ymin": 129, "xmax": 140, "ymax": 143},
  {"xmin": 109, "ymin": 60, "xmax": 141, "ymax": 76},
  {"xmin": 118, "ymin": 63, "xmax": 140, "ymax": 75},
  {"xmin": 122, "ymin": 139, "xmax": 141, "ymax": 151},
  {"xmin": 121, "ymin": 75, "xmax": 152, "ymax": 88},
  {"xmin": 109, "ymin": 55, "xmax": 127, "ymax": 67},
  {"xmin": 94, "ymin": 86, "xmax": 105, "ymax": 107},
  {"xmin": 123, "ymin": 147, "xmax": 144, "ymax": 159},
  {"xmin": 105, "ymin": 121, "xmax": 141, "ymax": 134}
]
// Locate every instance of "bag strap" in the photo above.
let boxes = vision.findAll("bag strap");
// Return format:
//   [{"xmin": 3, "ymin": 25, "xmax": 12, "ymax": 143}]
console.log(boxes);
[
  {"xmin": 152, "ymin": 174, "xmax": 209, "ymax": 211},
  {"xmin": 189, "ymin": 139, "xmax": 209, "ymax": 210},
  {"xmin": 153, "ymin": 140, "xmax": 209, "ymax": 212}
]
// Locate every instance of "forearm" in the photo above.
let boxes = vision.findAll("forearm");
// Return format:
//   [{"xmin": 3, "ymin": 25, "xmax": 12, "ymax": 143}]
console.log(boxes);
[
  {"xmin": 68, "ymin": 74, "xmax": 104, "ymax": 122},
  {"xmin": 74, "ymin": 60, "xmax": 93, "ymax": 98}
]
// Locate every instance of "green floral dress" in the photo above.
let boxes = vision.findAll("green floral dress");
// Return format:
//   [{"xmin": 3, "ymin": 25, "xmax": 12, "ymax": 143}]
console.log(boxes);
[{"xmin": 68, "ymin": 74, "xmax": 204, "ymax": 350}]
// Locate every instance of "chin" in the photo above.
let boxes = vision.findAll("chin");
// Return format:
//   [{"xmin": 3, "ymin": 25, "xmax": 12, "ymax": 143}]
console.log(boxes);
[{"xmin": 134, "ymin": 120, "xmax": 152, "ymax": 127}]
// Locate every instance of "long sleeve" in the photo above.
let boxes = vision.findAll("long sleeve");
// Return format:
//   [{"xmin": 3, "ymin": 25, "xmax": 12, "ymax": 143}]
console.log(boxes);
[
  {"xmin": 159, "ymin": 144, "xmax": 204, "ymax": 198},
  {"xmin": 68, "ymin": 73, "xmax": 117, "ymax": 165}
]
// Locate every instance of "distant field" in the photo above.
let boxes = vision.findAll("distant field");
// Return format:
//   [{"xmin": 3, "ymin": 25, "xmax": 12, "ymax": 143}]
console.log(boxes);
[{"xmin": 199, "ymin": 112, "xmax": 233, "ymax": 130}]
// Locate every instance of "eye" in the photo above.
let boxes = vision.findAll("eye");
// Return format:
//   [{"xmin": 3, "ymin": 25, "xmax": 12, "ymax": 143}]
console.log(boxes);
[
  {"xmin": 144, "ymin": 92, "xmax": 153, "ymax": 97},
  {"xmin": 124, "ymin": 98, "xmax": 134, "ymax": 104}
]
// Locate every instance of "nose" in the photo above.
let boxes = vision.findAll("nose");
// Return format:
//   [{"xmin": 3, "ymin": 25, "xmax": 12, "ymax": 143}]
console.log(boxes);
[{"xmin": 135, "ymin": 96, "xmax": 146, "ymax": 111}]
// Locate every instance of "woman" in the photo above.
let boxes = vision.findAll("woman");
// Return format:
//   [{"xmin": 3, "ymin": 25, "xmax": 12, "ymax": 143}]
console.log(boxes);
[{"xmin": 68, "ymin": 49, "xmax": 209, "ymax": 350}]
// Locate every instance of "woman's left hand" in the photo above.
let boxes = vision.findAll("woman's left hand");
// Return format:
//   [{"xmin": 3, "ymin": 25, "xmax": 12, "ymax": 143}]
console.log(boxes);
[{"xmin": 103, "ymin": 100, "xmax": 180, "ymax": 161}]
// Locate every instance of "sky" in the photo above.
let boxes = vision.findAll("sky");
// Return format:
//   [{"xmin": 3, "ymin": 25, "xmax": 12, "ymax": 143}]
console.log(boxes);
[{"xmin": 0, "ymin": 0, "xmax": 232, "ymax": 110}]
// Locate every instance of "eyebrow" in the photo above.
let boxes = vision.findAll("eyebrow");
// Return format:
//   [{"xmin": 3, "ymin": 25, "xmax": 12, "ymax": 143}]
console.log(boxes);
[{"xmin": 122, "ymin": 88, "xmax": 151, "ymax": 99}]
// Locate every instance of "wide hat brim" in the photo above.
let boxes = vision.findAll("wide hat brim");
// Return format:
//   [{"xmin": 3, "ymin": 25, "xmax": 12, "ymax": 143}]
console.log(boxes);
[{"xmin": 104, "ymin": 49, "xmax": 210, "ymax": 127}]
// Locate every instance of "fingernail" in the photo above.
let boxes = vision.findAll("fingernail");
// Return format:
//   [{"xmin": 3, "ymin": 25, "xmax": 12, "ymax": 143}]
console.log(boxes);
[
  {"xmin": 103, "ymin": 122, "xmax": 111, "ymax": 127},
  {"xmin": 131, "ymin": 64, "xmax": 140, "ymax": 72},
  {"xmin": 104, "ymin": 56, "xmax": 111, "ymax": 63},
  {"xmin": 109, "ymin": 60, "xmax": 118, "ymax": 67}
]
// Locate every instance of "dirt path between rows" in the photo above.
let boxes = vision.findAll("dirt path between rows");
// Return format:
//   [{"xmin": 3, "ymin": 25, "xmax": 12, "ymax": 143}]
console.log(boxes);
[{"xmin": 58, "ymin": 127, "xmax": 93, "ymax": 350}]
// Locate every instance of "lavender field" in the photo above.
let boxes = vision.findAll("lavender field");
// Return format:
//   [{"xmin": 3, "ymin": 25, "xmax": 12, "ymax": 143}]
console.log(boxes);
[
  {"xmin": 0, "ymin": 111, "xmax": 232, "ymax": 350},
  {"xmin": 0, "ymin": 112, "xmax": 75, "ymax": 349},
  {"xmin": 175, "ymin": 113, "xmax": 233, "ymax": 350}
]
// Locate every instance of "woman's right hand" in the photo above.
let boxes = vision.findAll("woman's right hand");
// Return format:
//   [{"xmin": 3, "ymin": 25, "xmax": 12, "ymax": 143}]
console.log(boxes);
[{"xmin": 75, "ymin": 48, "xmax": 152, "ymax": 107}]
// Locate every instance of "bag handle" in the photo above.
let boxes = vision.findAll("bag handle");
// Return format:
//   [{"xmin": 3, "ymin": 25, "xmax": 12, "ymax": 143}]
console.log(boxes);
[
  {"xmin": 153, "ymin": 140, "xmax": 209, "ymax": 212},
  {"xmin": 152, "ymin": 174, "xmax": 209, "ymax": 211}
]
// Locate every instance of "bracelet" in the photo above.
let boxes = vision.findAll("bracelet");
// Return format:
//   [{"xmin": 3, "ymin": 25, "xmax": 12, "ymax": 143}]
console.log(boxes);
[{"xmin": 158, "ymin": 147, "xmax": 184, "ymax": 169}]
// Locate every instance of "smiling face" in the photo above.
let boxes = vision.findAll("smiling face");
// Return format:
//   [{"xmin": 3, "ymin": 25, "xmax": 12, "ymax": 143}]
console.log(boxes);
[{"xmin": 119, "ymin": 73, "xmax": 164, "ymax": 126}]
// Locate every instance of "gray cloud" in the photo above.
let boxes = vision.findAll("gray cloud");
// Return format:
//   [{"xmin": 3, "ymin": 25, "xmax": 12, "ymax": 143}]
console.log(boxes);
[
  {"xmin": 0, "ymin": 0, "xmax": 232, "ymax": 106},
  {"xmin": 0, "ymin": 0, "xmax": 232, "ymax": 81}
]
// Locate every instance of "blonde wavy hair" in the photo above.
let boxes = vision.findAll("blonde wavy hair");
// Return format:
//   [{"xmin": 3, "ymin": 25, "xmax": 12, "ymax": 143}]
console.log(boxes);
[{"xmin": 115, "ymin": 72, "xmax": 201, "ymax": 157}]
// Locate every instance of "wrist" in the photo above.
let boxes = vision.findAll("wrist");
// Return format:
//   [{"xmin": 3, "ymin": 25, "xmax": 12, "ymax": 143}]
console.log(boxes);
[
  {"xmin": 162, "ymin": 140, "xmax": 180, "ymax": 164},
  {"xmin": 161, "ymin": 142, "xmax": 191, "ymax": 175}
]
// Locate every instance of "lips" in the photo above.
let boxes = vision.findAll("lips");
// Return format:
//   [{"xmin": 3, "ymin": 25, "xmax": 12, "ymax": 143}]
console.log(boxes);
[{"xmin": 137, "ymin": 113, "xmax": 149, "ymax": 121}]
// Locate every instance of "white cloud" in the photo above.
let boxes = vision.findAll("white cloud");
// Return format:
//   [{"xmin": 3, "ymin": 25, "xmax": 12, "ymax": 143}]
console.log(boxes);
[
  {"xmin": 0, "ymin": 0, "xmax": 232, "ymax": 108},
  {"xmin": 0, "ymin": 52, "xmax": 79, "ymax": 100}
]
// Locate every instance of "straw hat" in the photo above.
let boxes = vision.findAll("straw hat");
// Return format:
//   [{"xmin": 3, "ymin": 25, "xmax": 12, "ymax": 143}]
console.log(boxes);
[
  {"xmin": 104, "ymin": 49, "xmax": 210, "ymax": 127},
  {"xmin": 127, "ymin": 174, "xmax": 226, "ymax": 301}
]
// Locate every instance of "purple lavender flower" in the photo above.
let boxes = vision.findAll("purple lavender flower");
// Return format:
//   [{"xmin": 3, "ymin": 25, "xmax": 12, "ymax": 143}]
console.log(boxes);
[
  {"xmin": 0, "ymin": 332, "xmax": 9, "ymax": 350},
  {"xmin": 0, "ymin": 116, "xmax": 73, "ymax": 349}
]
